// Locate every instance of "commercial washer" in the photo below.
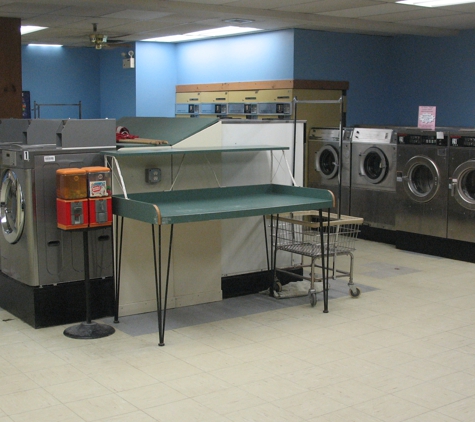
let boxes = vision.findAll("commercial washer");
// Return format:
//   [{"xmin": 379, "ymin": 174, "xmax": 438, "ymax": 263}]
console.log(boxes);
[
  {"xmin": 350, "ymin": 127, "xmax": 397, "ymax": 231},
  {"xmin": 307, "ymin": 127, "xmax": 351, "ymax": 215},
  {"xmin": 447, "ymin": 129, "xmax": 475, "ymax": 242},
  {"xmin": 0, "ymin": 144, "xmax": 113, "ymax": 286},
  {"xmin": 395, "ymin": 128, "xmax": 449, "ymax": 239}
]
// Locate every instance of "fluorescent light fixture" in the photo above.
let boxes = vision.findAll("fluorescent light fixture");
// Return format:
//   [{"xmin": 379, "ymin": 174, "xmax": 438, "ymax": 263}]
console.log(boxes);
[
  {"xmin": 397, "ymin": 0, "xmax": 475, "ymax": 6},
  {"xmin": 28, "ymin": 44, "xmax": 62, "ymax": 48},
  {"xmin": 21, "ymin": 25, "xmax": 47, "ymax": 35},
  {"xmin": 143, "ymin": 26, "xmax": 261, "ymax": 43}
]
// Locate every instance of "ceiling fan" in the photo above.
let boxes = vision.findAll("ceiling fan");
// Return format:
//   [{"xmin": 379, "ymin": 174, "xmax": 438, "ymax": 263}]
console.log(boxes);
[{"xmin": 89, "ymin": 23, "xmax": 129, "ymax": 49}]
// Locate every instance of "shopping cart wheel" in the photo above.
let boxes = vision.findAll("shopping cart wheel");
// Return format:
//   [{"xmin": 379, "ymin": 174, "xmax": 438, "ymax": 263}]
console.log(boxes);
[
  {"xmin": 309, "ymin": 291, "xmax": 317, "ymax": 307},
  {"xmin": 349, "ymin": 287, "xmax": 361, "ymax": 298},
  {"xmin": 273, "ymin": 281, "xmax": 283, "ymax": 293}
]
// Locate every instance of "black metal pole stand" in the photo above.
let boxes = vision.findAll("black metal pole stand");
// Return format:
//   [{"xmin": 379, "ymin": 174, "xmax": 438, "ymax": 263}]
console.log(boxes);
[{"xmin": 64, "ymin": 229, "xmax": 115, "ymax": 339}]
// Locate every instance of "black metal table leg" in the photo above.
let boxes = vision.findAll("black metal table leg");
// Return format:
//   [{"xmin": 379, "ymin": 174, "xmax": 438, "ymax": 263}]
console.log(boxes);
[
  {"xmin": 113, "ymin": 215, "xmax": 124, "ymax": 323},
  {"xmin": 319, "ymin": 208, "xmax": 329, "ymax": 313},
  {"xmin": 152, "ymin": 223, "xmax": 174, "ymax": 346}
]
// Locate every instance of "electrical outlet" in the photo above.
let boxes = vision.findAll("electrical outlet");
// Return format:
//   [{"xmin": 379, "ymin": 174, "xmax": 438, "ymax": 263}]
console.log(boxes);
[{"xmin": 146, "ymin": 168, "xmax": 161, "ymax": 184}]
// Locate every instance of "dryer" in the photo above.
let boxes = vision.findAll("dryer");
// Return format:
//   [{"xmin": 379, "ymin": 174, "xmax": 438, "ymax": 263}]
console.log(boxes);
[
  {"xmin": 395, "ymin": 128, "xmax": 449, "ymax": 239},
  {"xmin": 307, "ymin": 127, "xmax": 351, "ymax": 215},
  {"xmin": 0, "ymin": 144, "xmax": 113, "ymax": 286},
  {"xmin": 350, "ymin": 128, "xmax": 397, "ymax": 230},
  {"xmin": 447, "ymin": 129, "xmax": 475, "ymax": 242}
]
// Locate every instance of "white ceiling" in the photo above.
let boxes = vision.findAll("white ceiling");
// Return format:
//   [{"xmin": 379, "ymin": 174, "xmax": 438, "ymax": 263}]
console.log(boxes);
[{"xmin": 4, "ymin": 0, "xmax": 475, "ymax": 47}]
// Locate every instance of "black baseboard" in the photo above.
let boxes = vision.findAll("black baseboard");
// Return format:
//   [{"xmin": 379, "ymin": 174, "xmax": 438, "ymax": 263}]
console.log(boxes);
[
  {"xmin": 359, "ymin": 225, "xmax": 396, "ymax": 245},
  {"xmin": 222, "ymin": 268, "xmax": 303, "ymax": 299},
  {"xmin": 396, "ymin": 231, "xmax": 475, "ymax": 263},
  {"xmin": 0, "ymin": 272, "xmax": 114, "ymax": 328}
]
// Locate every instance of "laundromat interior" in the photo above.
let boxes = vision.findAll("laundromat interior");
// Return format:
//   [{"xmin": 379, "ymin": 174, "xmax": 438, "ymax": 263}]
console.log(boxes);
[{"xmin": 2, "ymin": 1, "xmax": 475, "ymax": 421}]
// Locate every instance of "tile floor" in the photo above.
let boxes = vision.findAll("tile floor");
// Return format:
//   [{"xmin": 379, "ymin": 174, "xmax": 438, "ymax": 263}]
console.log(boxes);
[{"xmin": 1, "ymin": 239, "xmax": 475, "ymax": 421}]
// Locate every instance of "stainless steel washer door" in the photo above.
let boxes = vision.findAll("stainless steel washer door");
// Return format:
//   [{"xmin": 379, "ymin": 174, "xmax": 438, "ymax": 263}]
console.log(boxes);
[
  {"xmin": 451, "ymin": 160, "xmax": 475, "ymax": 210},
  {"xmin": 359, "ymin": 147, "xmax": 388, "ymax": 184},
  {"xmin": 0, "ymin": 169, "xmax": 25, "ymax": 244},
  {"xmin": 403, "ymin": 155, "xmax": 440, "ymax": 203},
  {"xmin": 316, "ymin": 145, "xmax": 338, "ymax": 180}
]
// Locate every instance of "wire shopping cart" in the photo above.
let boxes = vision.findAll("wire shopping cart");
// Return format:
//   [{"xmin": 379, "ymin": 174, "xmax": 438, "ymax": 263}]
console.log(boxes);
[{"xmin": 269, "ymin": 211, "xmax": 363, "ymax": 309}]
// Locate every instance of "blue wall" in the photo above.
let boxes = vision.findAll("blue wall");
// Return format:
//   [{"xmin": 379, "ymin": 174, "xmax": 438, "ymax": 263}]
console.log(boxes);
[
  {"xmin": 293, "ymin": 29, "xmax": 393, "ymax": 127},
  {"xmin": 390, "ymin": 31, "xmax": 475, "ymax": 127},
  {"xmin": 20, "ymin": 28, "xmax": 475, "ymax": 128},
  {"xmin": 135, "ymin": 42, "xmax": 177, "ymax": 117},
  {"xmin": 176, "ymin": 30, "xmax": 294, "ymax": 83},
  {"xmin": 22, "ymin": 45, "xmax": 100, "ymax": 119}
]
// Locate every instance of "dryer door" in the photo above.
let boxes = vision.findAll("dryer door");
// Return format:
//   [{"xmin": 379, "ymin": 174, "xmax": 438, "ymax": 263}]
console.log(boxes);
[
  {"xmin": 402, "ymin": 155, "xmax": 440, "ymax": 203},
  {"xmin": 359, "ymin": 146, "xmax": 388, "ymax": 184},
  {"xmin": 451, "ymin": 160, "xmax": 475, "ymax": 210},
  {"xmin": 316, "ymin": 145, "xmax": 339, "ymax": 180},
  {"xmin": 0, "ymin": 170, "xmax": 25, "ymax": 244}
]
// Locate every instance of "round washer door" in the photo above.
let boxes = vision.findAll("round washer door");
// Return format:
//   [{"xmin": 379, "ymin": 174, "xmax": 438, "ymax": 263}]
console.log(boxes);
[
  {"xmin": 359, "ymin": 147, "xmax": 388, "ymax": 184},
  {"xmin": 451, "ymin": 160, "xmax": 475, "ymax": 210},
  {"xmin": 315, "ymin": 145, "xmax": 339, "ymax": 180},
  {"xmin": 402, "ymin": 155, "xmax": 440, "ymax": 203},
  {"xmin": 0, "ymin": 169, "xmax": 25, "ymax": 244}
]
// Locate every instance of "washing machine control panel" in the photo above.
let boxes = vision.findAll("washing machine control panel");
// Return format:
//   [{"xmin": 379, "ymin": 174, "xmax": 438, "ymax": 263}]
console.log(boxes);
[
  {"xmin": 397, "ymin": 134, "xmax": 448, "ymax": 146},
  {"xmin": 450, "ymin": 136, "xmax": 475, "ymax": 147}
]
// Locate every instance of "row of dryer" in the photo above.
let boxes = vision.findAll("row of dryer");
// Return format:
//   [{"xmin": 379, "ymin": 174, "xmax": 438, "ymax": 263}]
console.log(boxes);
[{"xmin": 307, "ymin": 126, "xmax": 475, "ymax": 245}]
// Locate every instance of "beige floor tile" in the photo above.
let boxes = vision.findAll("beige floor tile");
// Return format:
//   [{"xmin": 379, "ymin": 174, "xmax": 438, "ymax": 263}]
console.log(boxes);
[
  {"xmin": 94, "ymin": 411, "xmax": 156, "ymax": 422},
  {"xmin": 0, "ymin": 417, "xmax": 12, "ymax": 422},
  {"xmin": 249, "ymin": 353, "xmax": 313, "ymax": 375},
  {"xmin": 195, "ymin": 332, "xmax": 254, "ymax": 350},
  {"xmin": 220, "ymin": 342, "xmax": 282, "ymax": 363},
  {"xmin": 183, "ymin": 350, "xmax": 246, "ymax": 371},
  {"xmin": 164, "ymin": 372, "xmax": 232, "ymax": 397},
  {"xmin": 310, "ymin": 406, "xmax": 384, "ymax": 422},
  {"xmin": 114, "ymin": 346, "xmax": 176, "ymax": 368},
  {"xmin": 145, "ymin": 398, "xmax": 226, "ymax": 422},
  {"xmin": 209, "ymin": 362, "xmax": 274, "ymax": 386},
  {"xmin": 90, "ymin": 365, "xmax": 158, "ymax": 393},
  {"xmin": 158, "ymin": 339, "xmax": 217, "ymax": 359},
  {"xmin": 353, "ymin": 394, "xmax": 429, "ymax": 422},
  {"xmin": 316, "ymin": 378, "xmax": 385, "ymax": 406},
  {"xmin": 25, "ymin": 364, "xmax": 88, "ymax": 388},
  {"xmin": 429, "ymin": 371, "xmax": 475, "ymax": 396},
  {"xmin": 194, "ymin": 386, "xmax": 265, "ymax": 415},
  {"xmin": 0, "ymin": 388, "xmax": 59, "ymax": 416},
  {"xmin": 66, "ymin": 394, "xmax": 137, "ymax": 421},
  {"xmin": 394, "ymin": 358, "xmax": 456, "ymax": 382},
  {"xmin": 45, "ymin": 378, "xmax": 112, "ymax": 403},
  {"xmin": 437, "ymin": 396, "xmax": 475, "ymax": 421},
  {"xmin": 403, "ymin": 411, "xmax": 461, "ymax": 421},
  {"xmin": 135, "ymin": 359, "xmax": 203, "ymax": 382},
  {"xmin": 273, "ymin": 390, "xmax": 347, "ymax": 420},
  {"xmin": 358, "ymin": 369, "xmax": 424, "ymax": 394},
  {"xmin": 358, "ymin": 347, "xmax": 417, "ymax": 369},
  {"xmin": 118, "ymin": 382, "xmax": 186, "ymax": 409},
  {"xmin": 239, "ymin": 376, "xmax": 308, "ymax": 402},
  {"xmin": 0, "ymin": 374, "xmax": 39, "ymax": 396},
  {"xmin": 255, "ymin": 333, "xmax": 316, "ymax": 353},
  {"xmin": 9, "ymin": 404, "xmax": 84, "ymax": 422},
  {"xmin": 393, "ymin": 382, "xmax": 466, "ymax": 410},
  {"xmin": 226, "ymin": 402, "xmax": 305, "ymax": 422}
]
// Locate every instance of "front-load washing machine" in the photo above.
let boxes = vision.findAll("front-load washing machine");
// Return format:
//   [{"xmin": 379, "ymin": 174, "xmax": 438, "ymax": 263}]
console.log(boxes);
[
  {"xmin": 447, "ymin": 129, "xmax": 475, "ymax": 242},
  {"xmin": 307, "ymin": 127, "xmax": 351, "ymax": 215},
  {"xmin": 395, "ymin": 128, "xmax": 449, "ymax": 239},
  {"xmin": 350, "ymin": 128, "xmax": 397, "ymax": 231},
  {"xmin": 0, "ymin": 144, "xmax": 113, "ymax": 286}
]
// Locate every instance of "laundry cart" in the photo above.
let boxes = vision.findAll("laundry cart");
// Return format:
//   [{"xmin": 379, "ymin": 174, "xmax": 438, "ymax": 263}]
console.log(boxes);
[{"xmin": 269, "ymin": 212, "xmax": 363, "ymax": 308}]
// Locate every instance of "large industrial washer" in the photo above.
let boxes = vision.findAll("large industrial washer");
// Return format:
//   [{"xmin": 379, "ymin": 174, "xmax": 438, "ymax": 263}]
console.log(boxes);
[
  {"xmin": 307, "ymin": 127, "xmax": 351, "ymax": 215},
  {"xmin": 447, "ymin": 129, "xmax": 475, "ymax": 242},
  {"xmin": 0, "ymin": 144, "xmax": 113, "ymax": 286},
  {"xmin": 395, "ymin": 128, "xmax": 449, "ymax": 239},
  {"xmin": 350, "ymin": 128, "xmax": 397, "ymax": 231}
]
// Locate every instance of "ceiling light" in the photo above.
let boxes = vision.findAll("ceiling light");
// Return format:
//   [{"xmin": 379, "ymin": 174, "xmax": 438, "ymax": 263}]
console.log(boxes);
[
  {"xmin": 21, "ymin": 26, "xmax": 47, "ymax": 35},
  {"xmin": 28, "ymin": 44, "xmax": 62, "ymax": 48},
  {"xmin": 143, "ymin": 26, "xmax": 262, "ymax": 43},
  {"xmin": 397, "ymin": 0, "xmax": 475, "ymax": 6}
]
